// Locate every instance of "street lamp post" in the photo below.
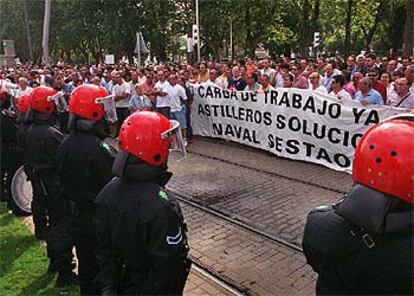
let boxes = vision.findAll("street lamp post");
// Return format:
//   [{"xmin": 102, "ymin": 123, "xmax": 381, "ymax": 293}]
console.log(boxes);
[
  {"xmin": 195, "ymin": 0, "xmax": 200, "ymax": 62},
  {"xmin": 230, "ymin": 17, "xmax": 233, "ymax": 60}
]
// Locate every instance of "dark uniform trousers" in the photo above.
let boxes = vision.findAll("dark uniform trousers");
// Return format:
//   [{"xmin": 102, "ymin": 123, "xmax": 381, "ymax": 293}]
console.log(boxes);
[
  {"xmin": 35, "ymin": 168, "xmax": 74, "ymax": 273},
  {"xmin": 24, "ymin": 119, "xmax": 75, "ymax": 276},
  {"xmin": 0, "ymin": 111, "xmax": 22, "ymax": 204},
  {"xmin": 17, "ymin": 121, "xmax": 47, "ymax": 230},
  {"xmin": 65, "ymin": 202, "xmax": 99, "ymax": 295},
  {"xmin": 56, "ymin": 129, "xmax": 116, "ymax": 295},
  {"xmin": 24, "ymin": 165, "xmax": 47, "ymax": 232}
]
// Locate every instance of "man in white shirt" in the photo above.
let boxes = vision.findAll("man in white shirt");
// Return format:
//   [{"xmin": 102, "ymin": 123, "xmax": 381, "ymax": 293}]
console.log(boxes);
[
  {"xmin": 112, "ymin": 71, "xmax": 131, "ymax": 132},
  {"xmin": 387, "ymin": 78, "xmax": 414, "ymax": 109},
  {"xmin": 309, "ymin": 71, "xmax": 328, "ymax": 94},
  {"xmin": 18, "ymin": 77, "xmax": 33, "ymax": 96},
  {"xmin": 154, "ymin": 71, "xmax": 172, "ymax": 118},
  {"xmin": 168, "ymin": 74, "xmax": 188, "ymax": 144},
  {"xmin": 260, "ymin": 59, "xmax": 277, "ymax": 86},
  {"xmin": 329, "ymin": 75, "xmax": 352, "ymax": 101},
  {"xmin": 128, "ymin": 71, "xmax": 139, "ymax": 97},
  {"xmin": 405, "ymin": 65, "xmax": 414, "ymax": 94}
]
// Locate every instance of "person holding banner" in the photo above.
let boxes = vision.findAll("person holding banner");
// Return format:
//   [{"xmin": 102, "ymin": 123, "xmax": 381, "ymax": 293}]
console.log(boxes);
[
  {"xmin": 355, "ymin": 77, "xmax": 384, "ymax": 106},
  {"xmin": 387, "ymin": 78, "xmax": 414, "ymax": 109},
  {"xmin": 309, "ymin": 72, "xmax": 328, "ymax": 94},
  {"xmin": 228, "ymin": 66, "xmax": 247, "ymax": 91},
  {"xmin": 244, "ymin": 72, "xmax": 260, "ymax": 92},
  {"xmin": 302, "ymin": 114, "xmax": 414, "ymax": 295},
  {"xmin": 257, "ymin": 74, "xmax": 275, "ymax": 92},
  {"xmin": 329, "ymin": 75, "xmax": 352, "ymax": 101},
  {"xmin": 282, "ymin": 73, "xmax": 294, "ymax": 88}
]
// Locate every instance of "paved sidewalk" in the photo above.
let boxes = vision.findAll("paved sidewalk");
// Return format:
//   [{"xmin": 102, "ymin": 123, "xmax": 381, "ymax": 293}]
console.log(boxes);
[
  {"xmin": 168, "ymin": 139, "xmax": 350, "ymax": 246},
  {"xmin": 183, "ymin": 204, "xmax": 317, "ymax": 296},
  {"xmin": 185, "ymin": 137, "xmax": 352, "ymax": 193}
]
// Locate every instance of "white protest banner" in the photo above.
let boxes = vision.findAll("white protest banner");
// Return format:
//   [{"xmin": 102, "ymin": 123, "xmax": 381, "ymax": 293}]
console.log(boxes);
[{"xmin": 190, "ymin": 83, "xmax": 409, "ymax": 173}]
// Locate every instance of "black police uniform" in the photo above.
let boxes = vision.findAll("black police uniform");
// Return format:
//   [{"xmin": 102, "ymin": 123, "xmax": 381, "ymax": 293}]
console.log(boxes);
[
  {"xmin": 302, "ymin": 184, "xmax": 413, "ymax": 295},
  {"xmin": 95, "ymin": 152, "xmax": 191, "ymax": 295},
  {"xmin": 16, "ymin": 112, "xmax": 48, "ymax": 237},
  {"xmin": 0, "ymin": 106, "xmax": 22, "ymax": 205},
  {"xmin": 56, "ymin": 118, "xmax": 115, "ymax": 295},
  {"xmin": 25, "ymin": 110, "xmax": 76, "ymax": 283}
]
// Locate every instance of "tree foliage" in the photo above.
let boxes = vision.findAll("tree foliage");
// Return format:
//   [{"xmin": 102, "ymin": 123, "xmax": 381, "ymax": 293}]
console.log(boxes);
[{"xmin": 0, "ymin": 0, "xmax": 410, "ymax": 62}]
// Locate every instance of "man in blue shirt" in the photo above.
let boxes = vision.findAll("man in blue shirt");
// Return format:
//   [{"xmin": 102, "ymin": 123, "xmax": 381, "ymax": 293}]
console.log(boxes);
[{"xmin": 355, "ymin": 77, "xmax": 383, "ymax": 106}]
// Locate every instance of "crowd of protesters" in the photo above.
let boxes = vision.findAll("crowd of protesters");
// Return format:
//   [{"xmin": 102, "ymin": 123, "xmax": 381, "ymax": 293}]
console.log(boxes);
[{"xmin": 1, "ymin": 51, "xmax": 414, "ymax": 140}]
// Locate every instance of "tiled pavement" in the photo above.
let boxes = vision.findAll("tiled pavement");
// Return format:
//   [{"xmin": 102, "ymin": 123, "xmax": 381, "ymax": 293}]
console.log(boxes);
[
  {"xmin": 185, "ymin": 265, "xmax": 240, "ymax": 296},
  {"xmin": 182, "ymin": 204, "xmax": 317, "ymax": 296},
  {"xmin": 168, "ymin": 138, "xmax": 352, "ymax": 246},
  {"xmin": 182, "ymin": 137, "xmax": 353, "ymax": 193}
]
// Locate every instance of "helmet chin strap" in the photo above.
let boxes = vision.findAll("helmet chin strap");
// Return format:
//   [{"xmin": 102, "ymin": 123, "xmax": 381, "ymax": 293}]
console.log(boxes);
[
  {"xmin": 68, "ymin": 114, "xmax": 108, "ymax": 139},
  {"xmin": 27, "ymin": 109, "xmax": 54, "ymax": 124},
  {"xmin": 112, "ymin": 149, "xmax": 170, "ymax": 183}
]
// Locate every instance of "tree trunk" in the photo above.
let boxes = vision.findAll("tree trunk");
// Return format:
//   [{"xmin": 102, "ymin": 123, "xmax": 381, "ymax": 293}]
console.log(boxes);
[
  {"xmin": 23, "ymin": 0, "xmax": 34, "ymax": 61},
  {"xmin": 299, "ymin": 0, "xmax": 311, "ymax": 56},
  {"xmin": 403, "ymin": 0, "xmax": 414, "ymax": 56},
  {"xmin": 363, "ymin": 0, "xmax": 385, "ymax": 50},
  {"xmin": 311, "ymin": 0, "xmax": 320, "ymax": 33},
  {"xmin": 244, "ymin": 4, "xmax": 253, "ymax": 58},
  {"xmin": 344, "ymin": 0, "xmax": 353, "ymax": 57},
  {"xmin": 248, "ymin": 41, "xmax": 258, "ymax": 59},
  {"xmin": 42, "ymin": 0, "xmax": 52, "ymax": 64}
]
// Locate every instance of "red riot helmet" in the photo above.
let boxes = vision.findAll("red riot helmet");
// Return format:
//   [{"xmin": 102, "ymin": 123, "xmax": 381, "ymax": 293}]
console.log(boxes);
[
  {"xmin": 69, "ymin": 84, "xmax": 117, "ymax": 122},
  {"xmin": 118, "ymin": 111, "xmax": 186, "ymax": 166},
  {"xmin": 29, "ymin": 86, "xmax": 57, "ymax": 113},
  {"xmin": 17, "ymin": 94, "xmax": 30, "ymax": 113},
  {"xmin": 352, "ymin": 114, "xmax": 414, "ymax": 204}
]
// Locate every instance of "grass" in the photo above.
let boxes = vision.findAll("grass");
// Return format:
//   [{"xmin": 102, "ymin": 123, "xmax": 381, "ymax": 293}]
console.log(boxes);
[{"xmin": 0, "ymin": 202, "xmax": 79, "ymax": 296}]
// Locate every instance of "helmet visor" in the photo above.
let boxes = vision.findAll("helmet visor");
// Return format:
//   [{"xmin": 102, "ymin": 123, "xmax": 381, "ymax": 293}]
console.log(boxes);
[
  {"xmin": 47, "ymin": 91, "xmax": 68, "ymax": 113},
  {"xmin": 161, "ymin": 120, "xmax": 187, "ymax": 162},
  {"xmin": 95, "ymin": 95, "xmax": 118, "ymax": 123}
]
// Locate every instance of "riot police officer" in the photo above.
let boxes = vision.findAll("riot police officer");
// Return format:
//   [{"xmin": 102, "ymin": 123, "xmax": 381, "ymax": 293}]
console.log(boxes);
[
  {"xmin": 25, "ymin": 86, "xmax": 77, "ymax": 286},
  {"xmin": 16, "ymin": 94, "xmax": 47, "ymax": 232},
  {"xmin": 302, "ymin": 114, "xmax": 414, "ymax": 295},
  {"xmin": 56, "ymin": 84, "xmax": 116, "ymax": 295},
  {"xmin": 95, "ymin": 111, "xmax": 191, "ymax": 295},
  {"xmin": 0, "ymin": 85, "xmax": 21, "ymax": 207}
]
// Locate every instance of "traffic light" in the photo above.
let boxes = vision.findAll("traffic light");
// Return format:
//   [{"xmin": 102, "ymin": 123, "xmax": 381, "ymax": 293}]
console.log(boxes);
[
  {"xmin": 193, "ymin": 24, "xmax": 199, "ymax": 45},
  {"xmin": 313, "ymin": 32, "xmax": 321, "ymax": 48}
]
